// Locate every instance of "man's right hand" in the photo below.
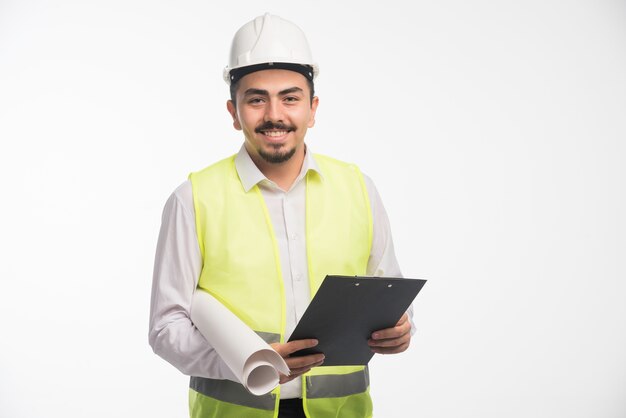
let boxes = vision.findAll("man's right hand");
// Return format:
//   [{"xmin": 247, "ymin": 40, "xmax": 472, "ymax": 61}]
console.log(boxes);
[{"xmin": 270, "ymin": 339, "xmax": 325, "ymax": 384}]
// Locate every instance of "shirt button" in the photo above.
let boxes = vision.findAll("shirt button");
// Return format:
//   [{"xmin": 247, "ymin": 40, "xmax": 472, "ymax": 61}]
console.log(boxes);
[
  {"xmin": 290, "ymin": 233, "xmax": 298, "ymax": 241},
  {"xmin": 295, "ymin": 273, "xmax": 302, "ymax": 281}
]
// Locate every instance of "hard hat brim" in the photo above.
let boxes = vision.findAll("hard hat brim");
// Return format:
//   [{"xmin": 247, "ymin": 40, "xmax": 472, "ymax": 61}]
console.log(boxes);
[{"xmin": 224, "ymin": 62, "xmax": 318, "ymax": 86}]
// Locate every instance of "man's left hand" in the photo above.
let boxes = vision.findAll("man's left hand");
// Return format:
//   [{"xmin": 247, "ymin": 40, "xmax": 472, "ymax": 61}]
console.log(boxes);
[{"xmin": 368, "ymin": 313, "xmax": 411, "ymax": 354}]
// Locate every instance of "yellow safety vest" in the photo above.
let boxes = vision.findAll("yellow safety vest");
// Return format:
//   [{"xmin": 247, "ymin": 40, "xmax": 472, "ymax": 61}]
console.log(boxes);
[{"xmin": 188, "ymin": 153, "xmax": 374, "ymax": 418}]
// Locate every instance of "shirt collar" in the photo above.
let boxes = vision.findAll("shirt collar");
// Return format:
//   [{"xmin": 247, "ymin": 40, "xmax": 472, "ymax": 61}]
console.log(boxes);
[{"xmin": 235, "ymin": 144, "xmax": 323, "ymax": 192}]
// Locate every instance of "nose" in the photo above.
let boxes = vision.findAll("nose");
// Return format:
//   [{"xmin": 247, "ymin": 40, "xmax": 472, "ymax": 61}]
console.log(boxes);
[{"xmin": 264, "ymin": 98, "xmax": 283, "ymax": 122}]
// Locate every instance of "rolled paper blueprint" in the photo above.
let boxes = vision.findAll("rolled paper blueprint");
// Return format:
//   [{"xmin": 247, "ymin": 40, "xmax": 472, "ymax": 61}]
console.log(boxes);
[{"xmin": 190, "ymin": 289, "xmax": 290, "ymax": 396}]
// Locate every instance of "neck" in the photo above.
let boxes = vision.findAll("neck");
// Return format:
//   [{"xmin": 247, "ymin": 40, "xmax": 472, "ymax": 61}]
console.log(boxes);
[{"xmin": 247, "ymin": 144, "xmax": 306, "ymax": 191}]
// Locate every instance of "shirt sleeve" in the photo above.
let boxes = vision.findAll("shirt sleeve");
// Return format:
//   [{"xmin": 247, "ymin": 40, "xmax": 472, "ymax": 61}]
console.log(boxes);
[
  {"xmin": 148, "ymin": 181, "xmax": 238, "ymax": 381},
  {"xmin": 363, "ymin": 175, "xmax": 416, "ymax": 335}
]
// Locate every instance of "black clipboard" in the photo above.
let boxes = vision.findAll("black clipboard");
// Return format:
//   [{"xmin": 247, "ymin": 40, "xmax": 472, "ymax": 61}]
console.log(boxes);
[{"xmin": 287, "ymin": 275, "xmax": 426, "ymax": 366}]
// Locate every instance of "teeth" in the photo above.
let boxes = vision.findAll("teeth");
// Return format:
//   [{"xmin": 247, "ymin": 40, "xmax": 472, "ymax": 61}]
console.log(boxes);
[{"xmin": 264, "ymin": 130, "xmax": 287, "ymax": 137}]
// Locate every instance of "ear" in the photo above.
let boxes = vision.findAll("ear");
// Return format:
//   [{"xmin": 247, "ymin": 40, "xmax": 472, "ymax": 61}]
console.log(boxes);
[
  {"xmin": 307, "ymin": 96, "xmax": 319, "ymax": 128},
  {"xmin": 226, "ymin": 100, "xmax": 242, "ymax": 130}
]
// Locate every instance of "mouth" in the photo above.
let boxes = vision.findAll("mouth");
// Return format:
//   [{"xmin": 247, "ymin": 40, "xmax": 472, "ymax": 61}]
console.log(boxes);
[
  {"xmin": 256, "ymin": 126, "xmax": 295, "ymax": 143},
  {"xmin": 260, "ymin": 129, "xmax": 290, "ymax": 138},
  {"xmin": 255, "ymin": 122, "xmax": 295, "ymax": 141}
]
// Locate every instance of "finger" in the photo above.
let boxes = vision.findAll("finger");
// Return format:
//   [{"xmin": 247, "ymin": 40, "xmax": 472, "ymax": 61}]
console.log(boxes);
[
  {"xmin": 285, "ymin": 353, "xmax": 325, "ymax": 370},
  {"xmin": 290, "ymin": 359, "xmax": 324, "ymax": 373},
  {"xmin": 371, "ymin": 341, "xmax": 410, "ymax": 355},
  {"xmin": 280, "ymin": 358, "xmax": 325, "ymax": 384},
  {"xmin": 396, "ymin": 313, "xmax": 408, "ymax": 326},
  {"xmin": 281, "ymin": 368, "xmax": 311, "ymax": 383},
  {"xmin": 288, "ymin": 367, "xmax": 311, "ymax": 376},
  {"xmin": 279, "ymin": 339, "xmax": 319, "ymax": 356},
  {"xmin": 286, "ymin": 359, "xmax": 325, "ymax": 381},
  {"xmin": 368, "ymin": 333, "xmax": 410, "ymax": 348},
  {"xmin": 371, "ymin": 320, "xmax": 411, "ymax": 340}
]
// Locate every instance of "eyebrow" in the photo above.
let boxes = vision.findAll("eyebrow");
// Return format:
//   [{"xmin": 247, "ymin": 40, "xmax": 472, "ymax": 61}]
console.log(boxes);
[
  {"xmin": 278, "ymin": 87, "xmax": 303, "ymax": 96},
  {"xmin": 243, "ymin": 87, "xmax": 304, "ymax": 97}
]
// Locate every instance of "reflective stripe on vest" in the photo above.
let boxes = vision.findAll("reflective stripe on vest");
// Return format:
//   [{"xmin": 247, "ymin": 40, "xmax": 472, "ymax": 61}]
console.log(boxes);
[
  {"xmin": 188, "ymin": 153, "xmax": 373, "ymax": 417},
  {"xmin": 190, "ymin": 367, "xmax": 369, "ymax": 411},
  {"xmin": 307, "ymin": 368, "xmax": 370, "ymax": 399},
  {"xmin": 190, "ymin": 377, "xmax": 276, "ymax": 410},
  {"xmin": 255, "ymin": 331, "xmax": 281, "ymax": 344}
]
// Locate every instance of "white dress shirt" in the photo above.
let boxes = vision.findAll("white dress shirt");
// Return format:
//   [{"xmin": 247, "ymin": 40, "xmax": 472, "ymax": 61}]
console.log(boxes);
[{"xmin": 149, "ymin": 145, "xmax": 412, "ymax": 399}]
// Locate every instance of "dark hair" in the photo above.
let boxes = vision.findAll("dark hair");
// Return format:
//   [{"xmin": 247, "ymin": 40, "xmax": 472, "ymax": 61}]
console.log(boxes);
[{"xmin": 229, "ymin": 76, "xmax": 315, "ymax": 108}]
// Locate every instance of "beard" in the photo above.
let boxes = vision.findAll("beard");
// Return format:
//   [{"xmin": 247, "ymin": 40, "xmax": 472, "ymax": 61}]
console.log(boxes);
[
  {"xmin": 258, "ymin": 144, "xmax": 297, "ymax": 164},
  {"xmin": 254, "ymin": 121, "xmax": 298, "ymax": 163}
]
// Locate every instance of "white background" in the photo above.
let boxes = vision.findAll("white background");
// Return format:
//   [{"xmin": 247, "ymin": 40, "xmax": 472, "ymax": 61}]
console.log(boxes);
[{"xmin": 1, "ymin": 1, "xmax": 625, "ymax": 417}]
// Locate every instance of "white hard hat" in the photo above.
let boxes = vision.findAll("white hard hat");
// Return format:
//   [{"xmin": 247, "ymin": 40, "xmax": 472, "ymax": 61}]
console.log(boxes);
[{"xmin": 223, "ymin": 13, "xmax": 319, "ymax": 85}]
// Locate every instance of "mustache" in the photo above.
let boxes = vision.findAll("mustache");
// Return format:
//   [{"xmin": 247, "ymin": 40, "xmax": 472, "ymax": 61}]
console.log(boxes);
[{"xmin": 255, "ymin": 121, "xmax": 296, "ymax": 133}]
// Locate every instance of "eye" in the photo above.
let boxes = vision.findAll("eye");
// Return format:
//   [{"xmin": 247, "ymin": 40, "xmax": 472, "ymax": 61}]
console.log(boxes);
[
  {"xmin": 247, "ymin": 97, "xmax": 265, "ymax": 105},
  {"xmin": 284, "ymin": 96, "xmax": 300, "ymax": 103}
]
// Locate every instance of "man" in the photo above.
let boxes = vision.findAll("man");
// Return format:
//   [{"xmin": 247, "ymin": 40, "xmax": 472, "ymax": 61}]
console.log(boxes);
[{"xmin": 149, "ymin": 13, "xmax": 413, "ymax": 418}]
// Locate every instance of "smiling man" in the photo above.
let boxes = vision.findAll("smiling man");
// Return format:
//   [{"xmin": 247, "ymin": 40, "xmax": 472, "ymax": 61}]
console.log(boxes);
[
  {"xmin": 226, "ymin": 69, "xmax": 319, "ymax": 191},
  {"xmin": 149, "ymin": 13, "xmax": 413, "ymax": 418}
]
